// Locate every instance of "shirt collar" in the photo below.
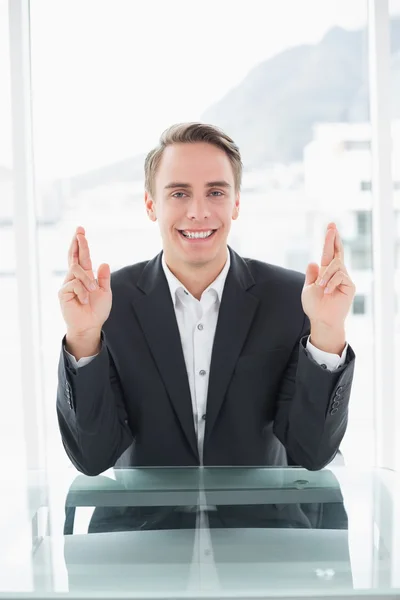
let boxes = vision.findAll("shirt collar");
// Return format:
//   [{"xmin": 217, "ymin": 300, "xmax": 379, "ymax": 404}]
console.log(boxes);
[{"xmin": 162, "ymin": 249, "xmax": 231, "ymax": 305}]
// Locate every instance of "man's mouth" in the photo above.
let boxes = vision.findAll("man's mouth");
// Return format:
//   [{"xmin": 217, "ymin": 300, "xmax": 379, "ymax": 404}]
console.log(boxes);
[{"xmin": 178, "ymin": 229, "xmax": 217, "ymax": 240}]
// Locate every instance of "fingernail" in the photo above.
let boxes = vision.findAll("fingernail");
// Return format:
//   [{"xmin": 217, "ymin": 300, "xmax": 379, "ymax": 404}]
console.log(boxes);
[
  {"xmin": 319, "ymin": 280, "xmax": 325, "ymax": 287},
  {"xmin": 90, "ymin": 282, "xmax": 97, "ymax": 291},
  {"xmin": 324, "ymin": 287, "xmax": 330, "ymax": 294},
  {"xmin": 83, "ymin": 297, "xmax": 89, "ymax": 304}
]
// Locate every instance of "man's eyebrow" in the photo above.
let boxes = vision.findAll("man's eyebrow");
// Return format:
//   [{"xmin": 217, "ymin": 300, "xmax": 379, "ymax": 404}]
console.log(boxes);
[
  {"xmin": 205, "ymin": 180, "xmax": 232, "ymax": 189},
  {"xmin": 164, "ymin": 182, "xmax": 191, "ymax": 190},
  {"xmin": 164, "ymin": 180, "xmax": 232, "ymax": 190}
]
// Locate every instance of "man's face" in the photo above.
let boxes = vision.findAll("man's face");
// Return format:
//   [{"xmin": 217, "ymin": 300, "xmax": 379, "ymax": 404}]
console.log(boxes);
[{"xmin": 145, "ymin": 142, "xmax": 240, "ymax": 268}]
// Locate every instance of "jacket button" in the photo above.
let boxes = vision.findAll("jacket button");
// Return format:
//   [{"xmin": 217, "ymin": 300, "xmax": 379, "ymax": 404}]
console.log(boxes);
[
  {"xmin": 336, "ymin": 386, "xmax": 344, "ymax": 394},
  {"xmin": 332, "ymin": 401, "xmax": 340, "ymax": 409},
  {"xmin": 330, "ymin": 407, "xmax": 339, "ymax": 415}
]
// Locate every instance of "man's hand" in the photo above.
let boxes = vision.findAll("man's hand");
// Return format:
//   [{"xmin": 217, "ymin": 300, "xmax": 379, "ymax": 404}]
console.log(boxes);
[
  {"xmin": 301, "ymin": 222, "xmax": 356, "ymax": 355},
  {"xmin": 58, "ymin": 226, "xmax": 112, "ymax": 339}
]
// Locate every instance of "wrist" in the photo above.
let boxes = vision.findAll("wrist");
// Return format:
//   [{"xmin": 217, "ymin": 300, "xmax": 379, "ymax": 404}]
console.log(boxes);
[
  {"xmin": 65, "ymin": 328, "xmax": 102, "ymax": 360},
  {"xmin": 309, "ymin": 322, "xmax": 346, "ymax": 355},
  {"xmin": 66, "ymin": 326, "xmax": 102, "ymax": 340}
]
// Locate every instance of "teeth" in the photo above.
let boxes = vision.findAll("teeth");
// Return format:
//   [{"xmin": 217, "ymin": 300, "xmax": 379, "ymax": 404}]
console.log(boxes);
[{"xmin": 182, "ymin": 230, "xmax": 214, "ymax": 239}]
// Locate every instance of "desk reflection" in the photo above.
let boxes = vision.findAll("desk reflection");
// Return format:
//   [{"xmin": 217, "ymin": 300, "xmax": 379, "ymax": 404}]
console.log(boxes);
[{"xmin": 62, "ymin": 469, "xmax": 352, "ymax": 593}]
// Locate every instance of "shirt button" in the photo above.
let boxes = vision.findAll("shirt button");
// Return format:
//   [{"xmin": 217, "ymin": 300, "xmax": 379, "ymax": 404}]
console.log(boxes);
[
  {"xmin": 197, "ymin": 323, "xmax": 204, "ymax": 331},
  {"xmin": 202, "ymin": 414, "xmax": 206, "ymax": 420},
  {"xmin": 321, "ymin": 364, "xmax": 327, "ymax": 369},
  {"xmin": 199, "ymin": 370, "xmax": 207, "ymax": 376}
]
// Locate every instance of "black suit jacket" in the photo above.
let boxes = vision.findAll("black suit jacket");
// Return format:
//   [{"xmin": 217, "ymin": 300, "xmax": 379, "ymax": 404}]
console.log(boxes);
[{"xmin": 57, "ymin": 247, "xmax": 355, "ymax": 475}]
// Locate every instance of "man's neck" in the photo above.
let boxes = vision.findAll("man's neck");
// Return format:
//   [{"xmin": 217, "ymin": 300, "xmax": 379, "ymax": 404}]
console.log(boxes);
[{"xmin": 164, "ymin": 251, "xmax": 228, "ymax": 300}]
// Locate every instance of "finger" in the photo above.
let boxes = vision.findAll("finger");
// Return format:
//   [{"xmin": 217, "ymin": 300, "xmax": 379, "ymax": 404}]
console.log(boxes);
[
  {"xmin": 68, "ymin": 235, "xmax": 79, "ymax": 268},
  {"xmin": 321, "ymin": 223, "xmax": 336, "ymax": 268},
  {"xmin": 63, "ymin": 264, "xmax": 98, "ymax": 292},
  {"xmin": 324, "ymin": 271, "xmax": 352, "ymax": 295},
  {"xmin": 68, "ymin": 226, "xmax": 85, "ymax": 267},
  {"xmin": 97, "ymin": 263, "xmax": 111, "ymax": 292},
  {"xmin": 317, "ymin": 258, "xmax": 343, "ymax": 288},
  {"xmin": 334, "ymin": 229, "xmax": 344, "ymax": 261},
  {"xmin": 77, "ymin": 231, "xmax": 93, "ymax": 273},
  {"xmin": 59, "ymin": 279, "xmax": 89, "ymax": 305},
  {"xmin": 305, "ymin": 262, "xmax": 319, "ymax": 286}
]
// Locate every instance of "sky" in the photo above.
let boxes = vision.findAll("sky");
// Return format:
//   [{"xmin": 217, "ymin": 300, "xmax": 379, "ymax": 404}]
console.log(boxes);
[{"xmin": 1, "ymin": 0, "xmax": 400, "ymax": 179}]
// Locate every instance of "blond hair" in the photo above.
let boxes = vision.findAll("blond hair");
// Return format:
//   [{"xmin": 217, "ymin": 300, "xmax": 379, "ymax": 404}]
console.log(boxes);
[{"xmin": 144, "ymin": 122, "xmax": 242, "ymax": 197}]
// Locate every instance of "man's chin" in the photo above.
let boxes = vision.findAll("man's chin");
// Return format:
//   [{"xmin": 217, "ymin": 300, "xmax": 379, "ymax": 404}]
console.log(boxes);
[{"xmin": 179, "ymin": 245, "xmax": 225, "ymax": 269}]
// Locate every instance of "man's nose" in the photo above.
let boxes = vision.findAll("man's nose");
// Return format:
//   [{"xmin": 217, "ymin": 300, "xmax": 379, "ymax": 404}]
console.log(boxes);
[{"xmin": 186, "ymin": 196, "xmax": 211, "ymax": 220}]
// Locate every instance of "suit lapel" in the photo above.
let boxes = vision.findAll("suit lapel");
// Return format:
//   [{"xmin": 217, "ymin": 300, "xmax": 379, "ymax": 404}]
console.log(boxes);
[
  {"xmin": 131, "ymin": 253, "xmax": 199, "ymax": 461},
  {"xmin": 205, "ymin": 250, "xmax": 259, "ymax": 443}
]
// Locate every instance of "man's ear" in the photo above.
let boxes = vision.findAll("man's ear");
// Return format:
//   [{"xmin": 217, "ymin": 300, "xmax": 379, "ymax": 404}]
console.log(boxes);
[
  {"xmin": 232, "ymin": 192, "xmax": 240, "ymax": 220},
  {"xmin": 144, "ymin": 191, "xmax": 157, "ymax": 222}
]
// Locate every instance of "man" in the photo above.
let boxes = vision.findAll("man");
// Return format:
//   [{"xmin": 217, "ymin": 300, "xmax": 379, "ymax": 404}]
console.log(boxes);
[{"xmin": 57, "ymin": 122, "xmax": 356, "ymax": 477}]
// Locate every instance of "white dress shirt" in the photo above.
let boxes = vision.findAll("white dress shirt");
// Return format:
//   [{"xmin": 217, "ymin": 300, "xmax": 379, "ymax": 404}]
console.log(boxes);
[{"xmin": 65, "ymin": 252, "xmax": 348, "ymax": 589}]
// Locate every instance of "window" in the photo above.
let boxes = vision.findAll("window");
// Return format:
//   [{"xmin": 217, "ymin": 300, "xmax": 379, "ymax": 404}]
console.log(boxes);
[
  {"xmin": 362, "ymin": 181, "xmax": 400, "ymax": 192},
  {"xmin": 360, "ymin": 180, "xmax": 372, "ymax": 191},
  {"xmin": 353, "ymin": 294, "xmax": 366, "ymax": 315},
  {"xmin": 356, "ymin": 210, "xmax": 371, "ymax": 235},
  {"xmin": 344, "ymin": 140, "xmax": 371, "ymax": 151},
  {"xmin": 351, "ymin": 247, "xmax": 372, "ymax": 270},
  {"xmin": 27, "ymin": 0, "xmax": 371, "ymax": 468}
]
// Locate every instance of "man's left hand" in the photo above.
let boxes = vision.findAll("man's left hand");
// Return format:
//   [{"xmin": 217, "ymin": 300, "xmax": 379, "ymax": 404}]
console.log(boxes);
[{"xmin": 301, "ymin": 222, "xmax": 356, "ymax": 355}]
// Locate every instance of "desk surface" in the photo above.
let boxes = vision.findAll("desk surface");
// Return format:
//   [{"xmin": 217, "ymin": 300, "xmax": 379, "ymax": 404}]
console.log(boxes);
[{"xmin": 1, "ymin": 466, "xmax": 400, "ymax": 599}]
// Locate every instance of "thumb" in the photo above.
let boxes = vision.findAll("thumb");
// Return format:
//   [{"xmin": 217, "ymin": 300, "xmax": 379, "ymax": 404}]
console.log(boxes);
[
  {"xmin": 97, "ymin": 263, "xmax": 111, "ymax": 292},
  {"xmin": 305, "ymin": 262, "xmax": 320, "ymax": 286}
]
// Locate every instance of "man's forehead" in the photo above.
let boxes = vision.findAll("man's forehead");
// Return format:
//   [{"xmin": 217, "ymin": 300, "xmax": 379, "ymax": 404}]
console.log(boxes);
[{"xmin": 157, "ymin": 146, "xmax": 234, "ymax": 179}]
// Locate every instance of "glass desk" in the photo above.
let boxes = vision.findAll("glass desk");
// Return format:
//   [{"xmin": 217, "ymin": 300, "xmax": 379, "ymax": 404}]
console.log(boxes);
[{"xmin": 0, "ymin": 466, "xmax": 400, "ymax": 599}]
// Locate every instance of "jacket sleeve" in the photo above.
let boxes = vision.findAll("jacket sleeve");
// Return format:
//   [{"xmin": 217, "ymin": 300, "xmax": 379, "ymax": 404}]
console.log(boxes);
[
  {"xmin": 56, "ymin": 331, "xmax": 134, "ymax": 476},
  {"xmin": 273, "ymin": 314, "xmax": 356, "ymax": 470}
]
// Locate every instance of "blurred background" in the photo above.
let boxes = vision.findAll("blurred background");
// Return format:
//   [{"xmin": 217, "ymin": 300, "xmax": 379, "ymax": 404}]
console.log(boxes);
[{"xmin": 1, "ymin": 0, "xmax": 400, "ymax": 472}]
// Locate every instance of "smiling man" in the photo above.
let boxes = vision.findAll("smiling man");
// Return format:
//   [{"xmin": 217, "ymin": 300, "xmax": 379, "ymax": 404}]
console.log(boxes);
[{"xmin": 57, "ymin": 122, "xmax": 356, "ymax": 477}]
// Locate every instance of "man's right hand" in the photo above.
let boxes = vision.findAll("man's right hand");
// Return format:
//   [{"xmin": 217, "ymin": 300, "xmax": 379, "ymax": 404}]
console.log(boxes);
[{"xmin": 58, "ymin": 226, "xmax": 112, "ymax": 352}]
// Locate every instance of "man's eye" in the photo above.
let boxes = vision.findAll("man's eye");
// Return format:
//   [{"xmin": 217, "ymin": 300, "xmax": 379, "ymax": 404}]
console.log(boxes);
[
  {"xmin": 210, "ymin": 191, "xmax": 223, "ymax": 197},
  {"xmin": 172, "ymin": 192, "xmax": 186, "ymax": 198}
]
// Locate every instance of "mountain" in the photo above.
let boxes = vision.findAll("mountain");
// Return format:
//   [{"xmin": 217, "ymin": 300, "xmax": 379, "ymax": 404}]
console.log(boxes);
[
  {"xmin": 201, "ymin": 19, "xmax": 400, "ymax": 167},
  {"xmin": 6, "ymin": 18, "xmax": 398, "ymax": 204},
  {"xmin": 65, "ymin": 154, "xmax": 146, "ymax": 197}
]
